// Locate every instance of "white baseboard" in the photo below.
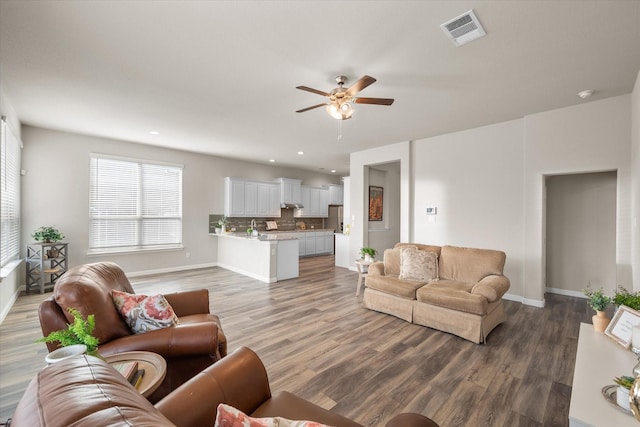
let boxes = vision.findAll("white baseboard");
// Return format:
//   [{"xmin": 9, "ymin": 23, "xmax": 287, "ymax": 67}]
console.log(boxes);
[
  {"xmin": 214, "ymin": 262, "xmax": 275, "ymax": 283},
  {"xmin": 502, "ymin": 292, "xmax": 546, "ymax": 308},
  {"xmin": 545, "ymin": 287, "xmax": 585, "ymax": 299},
  {"xmin": 127, "ymin": 262, "xmax": 218, "ymax": 278}
]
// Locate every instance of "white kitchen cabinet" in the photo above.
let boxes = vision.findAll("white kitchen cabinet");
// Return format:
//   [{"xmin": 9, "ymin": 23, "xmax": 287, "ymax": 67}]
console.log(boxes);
[
  {"xmin": 294, "ymin": 186, "xmax": 329, "ymax": 218},
  {"xmin": 325, "ymin": 184, "xmax": 344, "ymax": 205},
  {"xmin": 225, "ymin": 177, "xmax": 281, "ymax": 218},
  {"xmin": 225, "ymin": 177, "xmax": 246, "ymax": 216},
  {"xmin": 278, "ymin": 177, "xmax": 302, "ymax": 205},
  {"xmin": 304, "ymin": 232, "xmax": 316, "ymax": 255},
  {"xmin": 244, "ymin": 181, "xmax": 258, "ymax": 215},
  {"xmin": 295, "ymin": 230, "xmax": 333, "ymax": 257},
  {"xmin": 257, "ymin": 182, "xmax": 280, "ymax": 217}
]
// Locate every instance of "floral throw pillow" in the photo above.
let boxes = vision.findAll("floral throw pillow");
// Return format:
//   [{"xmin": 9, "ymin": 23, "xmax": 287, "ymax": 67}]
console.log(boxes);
[
  {"xmin": 214, "ymin": 404, "xmax": 330, "ymax": 427},
  {"xmin": 399, "ymin": 246, "xmax": 439, "ymax": 282},
  {"xmin": 111, "ymin": 290, "xmax": 179, "ymax": 334}
]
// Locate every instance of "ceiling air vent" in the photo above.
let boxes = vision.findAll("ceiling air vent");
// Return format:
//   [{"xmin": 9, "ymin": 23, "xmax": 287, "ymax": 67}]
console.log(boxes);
[{"xmin": 440, "ymin": 10, "xmax": 486, "ymax": 47}]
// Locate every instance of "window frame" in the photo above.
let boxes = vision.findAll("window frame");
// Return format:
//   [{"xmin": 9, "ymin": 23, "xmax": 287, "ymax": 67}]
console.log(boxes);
[
  {"xmin": 0, "ymin": 117, "xmax": 21, "ymax": 269},
  {"xmin": 88, "ymin": 153, "xmax": 183, "ymax": 255}
]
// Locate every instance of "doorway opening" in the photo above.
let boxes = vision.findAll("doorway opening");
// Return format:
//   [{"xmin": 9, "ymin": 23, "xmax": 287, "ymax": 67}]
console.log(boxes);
[{"xmin": 544, "ymin": 171, "xmax": 617, "ymax": 297}]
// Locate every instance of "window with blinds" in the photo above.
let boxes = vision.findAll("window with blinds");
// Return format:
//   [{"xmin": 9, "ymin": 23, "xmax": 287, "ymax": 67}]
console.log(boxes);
[
  {"xmin": 89, "ymin": 155, "xmax": 183, "ymax": 253},
  {"xmin": 0, "ymin": 118, "xmax": 21, "ymax": 267}
]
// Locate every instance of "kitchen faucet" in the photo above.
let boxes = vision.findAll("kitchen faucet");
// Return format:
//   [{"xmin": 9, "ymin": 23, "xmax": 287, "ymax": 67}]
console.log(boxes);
[{"xmin": 251, "ymin": 218, "xmax": 257, "ymax": 230}]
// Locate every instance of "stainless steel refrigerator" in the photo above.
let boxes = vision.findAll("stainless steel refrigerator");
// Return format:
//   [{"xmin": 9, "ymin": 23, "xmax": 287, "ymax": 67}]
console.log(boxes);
[{"xmin": 326, "ymin": 205, "xmax": 344, "ymax": 233}]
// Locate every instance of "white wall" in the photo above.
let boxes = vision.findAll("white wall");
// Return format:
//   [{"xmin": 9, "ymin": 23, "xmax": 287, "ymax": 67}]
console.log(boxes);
[
  {"xmin": 412, "ymin": 119, "xmax": 525, "ymax": 300},
  {"xmin": 20, "ymin": 126, "xmax": 339, "ymax": 275},
  {"xmin": 353, "ymin": 93, "xmax": 634, "ymax": 306},
  {"xmin": 524, "ymin": 95, "xmax": 632, "ymax": 304},
  {"xmin": 349, "ymin": 142, "xmax": 410, "ymax": 268},
  {"xmin": 632, "ymin": 70, "xmax": 640, "ymax": 290}
]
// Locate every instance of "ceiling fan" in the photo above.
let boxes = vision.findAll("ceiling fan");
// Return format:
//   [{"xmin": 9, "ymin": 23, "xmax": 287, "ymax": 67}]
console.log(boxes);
[{"xmin": 296, "ymin": 75, "xmax": 394, "ymax": 120}]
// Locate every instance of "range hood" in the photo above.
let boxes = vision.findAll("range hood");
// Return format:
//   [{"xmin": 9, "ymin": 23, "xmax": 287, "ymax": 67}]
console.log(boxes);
[{"xmin": 280, "ymin": 202, "xmax": 304, "ymax": 209}]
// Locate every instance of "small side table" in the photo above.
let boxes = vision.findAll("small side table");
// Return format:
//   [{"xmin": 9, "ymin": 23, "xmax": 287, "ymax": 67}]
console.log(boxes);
[
  {"xmin": 104, "ymin": 351, "xmax": 167, "ymax": 398},
  {"xmin": 355, "ymin": 259, "xmax": 373, "ymax": 297}
]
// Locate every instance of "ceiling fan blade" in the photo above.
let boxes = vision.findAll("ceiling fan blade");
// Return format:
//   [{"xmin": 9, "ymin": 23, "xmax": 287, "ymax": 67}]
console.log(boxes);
[
  {"xmin": 346, "ymin": 75, "xmax": 376, "ymax": 96},
  {"xmin": 354, "ymin": 97, "xmax": 395, "ymax": 105},
  {"xmin": 296, "ymin": 86, "xmax": 330, "ymax": 97},
  {"xmin": 296, "ymin": 103, "xmax": 327, "ymax": 113}
]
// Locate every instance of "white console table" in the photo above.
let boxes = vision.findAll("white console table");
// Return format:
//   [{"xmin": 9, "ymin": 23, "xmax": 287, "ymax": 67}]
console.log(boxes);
[{"xmin": 570, "ymin": 322, "xmax": 639, "ymax": 426}]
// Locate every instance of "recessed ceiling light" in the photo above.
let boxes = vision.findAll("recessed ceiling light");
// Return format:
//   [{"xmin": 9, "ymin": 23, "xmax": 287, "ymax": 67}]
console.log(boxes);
[
  {"xmin": 269, "ymin": 159, "xmax": 275, "ymax": 163},
  {"xmin": 149, "ymin": 130, "xmax": 160, "ymax": 135},
  {"xmin": 578, "ymin": 89, "xmax": 594, "ymax": 99},
  {"xmin": 331, "ymin": 170, "xmax": 336, "ymax": 173},
  {"xmin": 297, "ymin": 151, "xmax": 304, "ymax": 155}
]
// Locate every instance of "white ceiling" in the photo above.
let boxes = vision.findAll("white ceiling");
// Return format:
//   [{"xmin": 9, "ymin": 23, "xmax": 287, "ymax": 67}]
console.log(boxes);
[{"xmin": 1, "ymin": 1, "xmax": 639, "ymax": 176}]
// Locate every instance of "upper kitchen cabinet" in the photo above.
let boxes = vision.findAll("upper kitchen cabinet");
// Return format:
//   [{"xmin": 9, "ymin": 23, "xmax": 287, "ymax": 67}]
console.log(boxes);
[
  {"xmin": 225, "ymin": 177, "xmax": 281, "ymax": 218},
  {"xmin": 294, "ymin": 186, "xmax": 329, "ymax": 218},
  {"xmin": 278, "ymin": 178, "xmax": 302, "ymax": 206},
  {"xmin": 324, "ymin": 184, "xmax": 344, "ymax": 205}
]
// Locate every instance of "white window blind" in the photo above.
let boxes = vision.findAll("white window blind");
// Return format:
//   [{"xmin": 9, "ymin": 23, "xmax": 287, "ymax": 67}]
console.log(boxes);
[
  {"xmin": 0, "ymin": 117, "xmax": 21, "ymax": 267},
  {"xmin": 89, "ymin": 155, "xmax": 182, "ymax": 252}
]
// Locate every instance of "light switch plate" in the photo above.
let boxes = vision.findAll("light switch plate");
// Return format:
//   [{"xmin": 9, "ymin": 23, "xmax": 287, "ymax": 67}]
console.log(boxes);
[{"xmin": 425, "ymin": 207, "xmax": 437, "ymax": 215}]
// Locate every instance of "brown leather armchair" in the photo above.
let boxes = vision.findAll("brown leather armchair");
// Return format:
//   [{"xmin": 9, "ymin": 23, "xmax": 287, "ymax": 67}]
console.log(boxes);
[
  {"xmin": 38, "ymin": 261, "xmax": 227, "ymax": 402},
  {"xmin": 11, "ymin": 347, "xmax": 439, "ymax": 427}
]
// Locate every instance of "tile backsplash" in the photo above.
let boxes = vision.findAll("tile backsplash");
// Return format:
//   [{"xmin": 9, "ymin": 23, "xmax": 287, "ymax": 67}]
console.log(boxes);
[{"xmin": 209, "ymin": 209, "xmax": 323, "ymax": 233}]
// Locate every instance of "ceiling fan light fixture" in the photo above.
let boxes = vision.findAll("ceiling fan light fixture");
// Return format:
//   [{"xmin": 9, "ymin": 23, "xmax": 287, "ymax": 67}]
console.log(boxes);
[{"xmin": 326, "ymin": 101, "xmax": 353, "ymax": 120}]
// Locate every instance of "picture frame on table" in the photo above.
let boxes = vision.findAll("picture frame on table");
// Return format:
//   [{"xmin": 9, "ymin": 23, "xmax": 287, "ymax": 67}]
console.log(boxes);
[{"xmin": 605, "ymin": 305, "xmax": 640, "ymax": 348}]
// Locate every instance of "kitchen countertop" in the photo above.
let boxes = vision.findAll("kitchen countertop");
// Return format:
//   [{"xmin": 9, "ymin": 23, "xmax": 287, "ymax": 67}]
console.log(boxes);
[{"xmin": 209, "ymin": 232, "xmax": 298, "ymax": 241}]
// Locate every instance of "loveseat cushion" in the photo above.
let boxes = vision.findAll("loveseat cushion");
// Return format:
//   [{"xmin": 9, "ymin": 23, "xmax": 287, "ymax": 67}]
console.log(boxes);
[
  {"xmin": 365, "ymin": 275, "xmax": 425, "ymax": 300},
  {"xmin": 416, "ymin": 280, "xmax": 488, "ymax": 315},
  {"xmin": 399, "ymin": 246, "xmax": 438, "ymax": 282},
  {"xmin": 438, "ymin": 246, "xmax": 506, "ymax": 283}
]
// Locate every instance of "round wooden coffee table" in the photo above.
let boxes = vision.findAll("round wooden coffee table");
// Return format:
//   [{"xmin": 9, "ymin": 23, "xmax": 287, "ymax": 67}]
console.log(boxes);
[{"xmin": 105, "ymin": 351, "xmax": 166, "ymax": 397}]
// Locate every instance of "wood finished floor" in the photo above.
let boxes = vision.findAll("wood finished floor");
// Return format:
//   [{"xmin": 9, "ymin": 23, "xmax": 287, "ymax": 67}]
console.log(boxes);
[{"xmin": 0, "ymin": 255, "xmax": 592, "ymax": 426}]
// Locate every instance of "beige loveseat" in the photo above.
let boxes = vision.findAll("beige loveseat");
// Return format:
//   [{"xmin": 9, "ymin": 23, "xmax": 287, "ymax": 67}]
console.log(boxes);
[{"xmin": 363, "ymin": 243, "xmax": 510, "ymax": 343}]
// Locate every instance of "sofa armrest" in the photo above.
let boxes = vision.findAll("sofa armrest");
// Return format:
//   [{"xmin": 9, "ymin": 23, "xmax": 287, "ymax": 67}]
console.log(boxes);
[
  {"xmin": 155, "ymin": 346, "xmax": 271, "ymax": 427},
  {"xmin": 471, "ymin": 275, "xmax": 510, "ymax": 303},
  {"xmin": 163, "ymin": 289, "xmax": 210, "ymax": 316},
  {"xmin": 368, "ymin": 261, "xmax": 385, "ymax": 276},
  {"xmin": 99, "ymin": 322, "xmax": 219, "ymax": 357}
]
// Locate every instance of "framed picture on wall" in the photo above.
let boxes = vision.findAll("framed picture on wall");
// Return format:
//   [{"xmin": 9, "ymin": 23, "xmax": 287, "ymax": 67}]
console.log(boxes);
[{"xmin": 369, "ymin": 186, "xmax": 383, "ymax": 221}]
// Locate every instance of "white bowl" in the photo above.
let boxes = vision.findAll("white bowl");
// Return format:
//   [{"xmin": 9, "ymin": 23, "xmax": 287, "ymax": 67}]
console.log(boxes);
[{"xmin": 45, "ymin": 344, "xmax": 87, "ymax": 364}]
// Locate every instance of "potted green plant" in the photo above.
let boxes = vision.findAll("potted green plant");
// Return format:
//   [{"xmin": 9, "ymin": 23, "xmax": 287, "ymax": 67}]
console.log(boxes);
[
  {"xmin": 583, "ymin": 285, "xmax": 612, "ymax": 332},
  {"xmin": 360, "ymin": 247, "xmax": 377, "ymax": 262},
  {"xmin": 32, "ymin": 225, "xmax": 64, "ymax": 243},
  {"xmin": 216, "ymin": 216, "xmax": 229, "ymax": 234},
  {"xmin": 38, "ymin": 308, "xmax": 100, "ymax": 357},
  {"xmin": 613, "ymin": 286, "xmax": 640, "ymax": 310}
]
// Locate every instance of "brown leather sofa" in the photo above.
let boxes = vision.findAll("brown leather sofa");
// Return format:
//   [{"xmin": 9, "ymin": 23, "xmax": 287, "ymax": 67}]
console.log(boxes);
[
  {"xmin": 364, "ymin": 243, "xmax": 510, "ymax": 343},
  {"xmin": 11, "ymin": 346, "xmax": 439, "ymax": 427},
  {"xmin": 38, "ymin": 261, "xmax": 227, "ymax": 402}
]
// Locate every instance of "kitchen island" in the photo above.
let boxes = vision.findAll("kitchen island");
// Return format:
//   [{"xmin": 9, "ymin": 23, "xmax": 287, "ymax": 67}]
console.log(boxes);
[{"xmin": 211, "ymin": 233, "xmax": 299, "ymax": 283}]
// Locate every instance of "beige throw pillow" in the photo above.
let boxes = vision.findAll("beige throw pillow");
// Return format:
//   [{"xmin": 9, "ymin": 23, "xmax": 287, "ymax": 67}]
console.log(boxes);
[
  {"xmin": 383, "ymin": 245, "xmax": 418, "ymax": 277},
  {"xmin": 399, "ymin": 247, "xmax": 438, "ymax": 282}
]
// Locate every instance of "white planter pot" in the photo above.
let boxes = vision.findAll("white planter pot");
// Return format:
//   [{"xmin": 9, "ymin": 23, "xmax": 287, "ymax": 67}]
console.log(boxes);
[
  {"xmin": 617, "ymin": 385, "xmax": 631, "ymax": 410},
  {"xmin": 45, "ymin": 344, "xmax": 87, "ymax": 365}
]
